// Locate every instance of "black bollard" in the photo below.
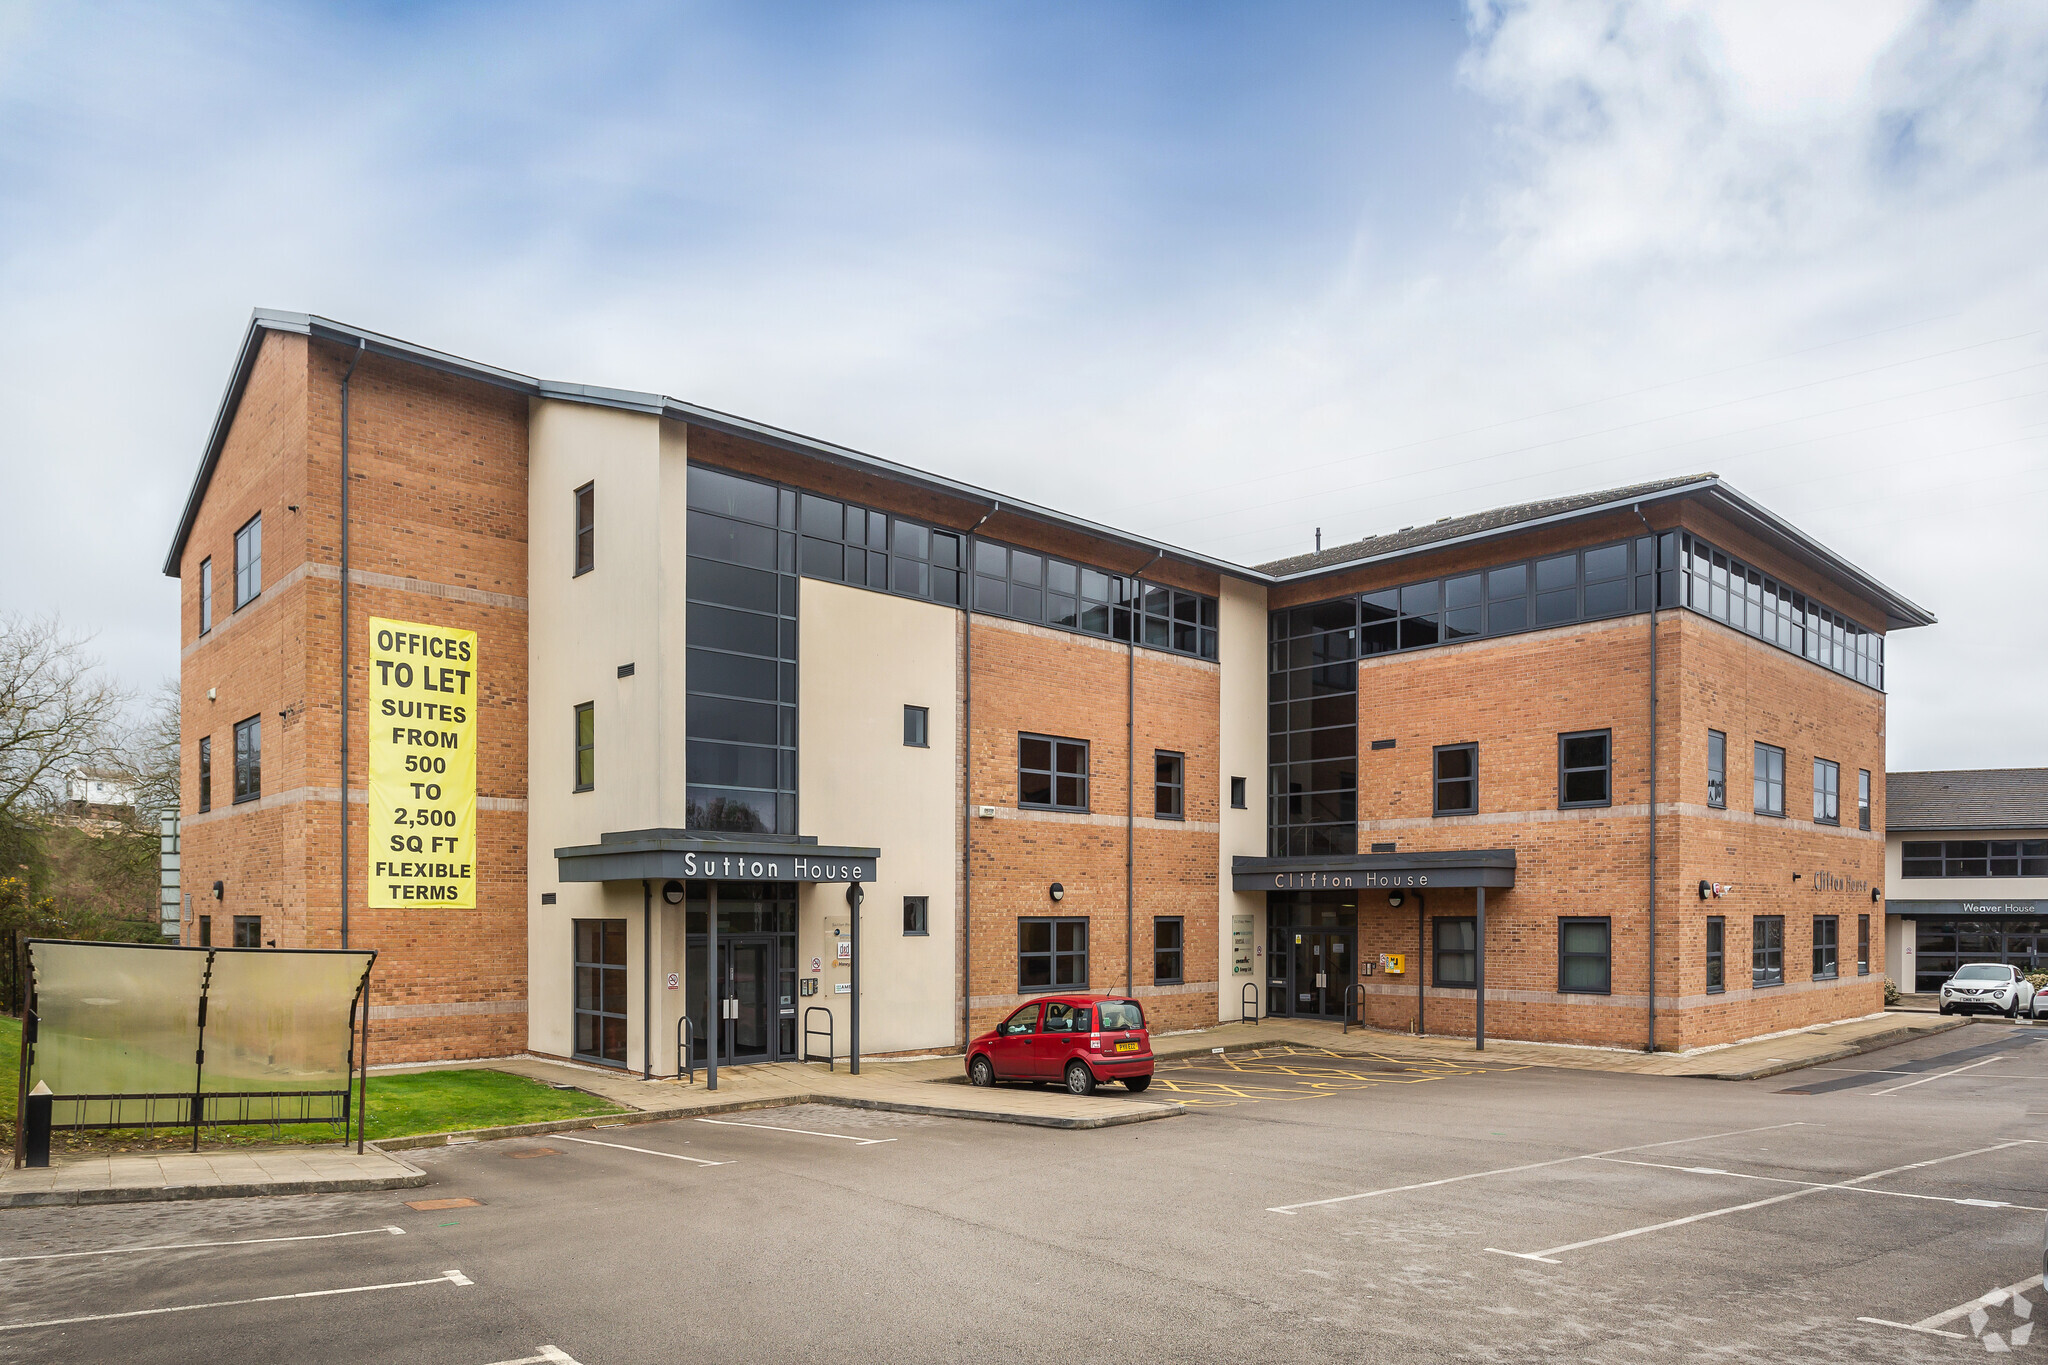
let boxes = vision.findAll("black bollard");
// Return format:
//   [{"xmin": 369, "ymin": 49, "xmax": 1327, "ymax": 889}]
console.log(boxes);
[{"xmin": 24, "ymin": 1082, "xmax": 53, "ymax": 1168}]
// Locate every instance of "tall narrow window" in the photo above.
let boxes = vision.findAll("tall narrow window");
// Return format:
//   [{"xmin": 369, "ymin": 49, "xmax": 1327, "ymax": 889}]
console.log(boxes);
[
  {"xmin": 199, "ymin": 557, "xmax": 213, "ymax": 634},
  {"xmin": 1706, "ymin": 916, "xmax": 1725, "ymax": 994},
  {"xmin": 1558, "ymin": 730, "xmax": 1612, "ymax": 808},
  {"xmin": 1433, "ymin": 917, "xmax": 1477, "ymax": 988},
  {"xmin": 1813, "ymin": 758, "xmax": 1841, "ymax": 825},
  {"xmin": 903, "ymin": 896, "xmax": 928, "ymax": 936},
  {"xmin": 1434, "ymin": 743, "xmax": 1478, "ymax": 815},
  {"xmin": 574, "ymin": 482, "xmax": 595, "ymax": 576},
  {"xmin": 1753, "ymin": 915, "xmax": 1785, "ymax": 986},
  {"xmin": 1558, "ymin": 918, "xmax": 1612, "ymax": 994},
  {"xmin": 1857, "ymin": 914, "xmax": 1871, "ymax": 976},
  {"xmin": 1706, "ymin": 730, "xmax": 1726, "ymax": 808},
  {"xmin": 903, "ymin": 705, "xmax": 929, "ymax": 748},
  {"xmin": 233, "ymin": 513, "xmax": 262, "ymax": 608},
  {"xmin": 199, "ymin": 914, "xmax": 212, "ymax": 947},
  {"xmin": 1858, "ymin": 769, "xmax": 1872, "ymax": 831},
  {"xmin": 1813, "ymin": 915, "xmax": 1839, "ymax": 979},
  {"xmin": 573, "ymin": 918, "xmax": 628, "ymax": 1065},
  {"xmin": 1753, "ymin": 743, "xmax": 1785, "ymax": 817},
  {"xmin": 1019, "ymin": 734, "xmax": 1089, "ymax": 812},
  {"xmin": 1154, "ymin": 751, "xmax": 1184, "ymax": 819},
  {"xmin": 1154, "ymin": 917, "xmax": 1184, "ymax": 985},
  {"xmin": 1230, "ymin": 775, "xmax": 1247, "ymax": 810},
  {"xmin": 198, "ymin": 735, "xmax": 212, "ymax": 814},
  {"xmin": 232, "ymin": 715, "xmax": 261, "ymax": 803},
  {"xmin": 574, "ymin": 702, "xmax": 595, "ymax": 791}
]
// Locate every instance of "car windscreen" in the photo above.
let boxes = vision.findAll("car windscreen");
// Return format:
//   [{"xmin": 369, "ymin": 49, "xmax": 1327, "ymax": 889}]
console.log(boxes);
[
  {"xmin": 1953, "ymin": 965, "xmax": 2010, "ymax": 981},
  {"xmin": 1098, "ymin": 1000, "xmax": 1143, "ymax": 1031}
]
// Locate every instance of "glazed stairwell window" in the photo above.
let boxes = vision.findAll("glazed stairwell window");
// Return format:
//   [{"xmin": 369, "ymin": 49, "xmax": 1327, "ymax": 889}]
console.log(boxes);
[
  {"xmin": 1434, "ymin": 743, "xmax": 1477, "ymax": 815},
  {"xmin": 232, "ymin": 715, "xmax": 261, "ymax": 803},
  {"xmin": 1019, "ymin": 917, "xmax": 1087, "ymax": 991},
  {"xmin": 1754, "ymin": 743, "xmax": 1786, "ymax": 817},
  {"xmin": 233, "ymin": 513, "xmax": 262, "ymax": 609},
  {"xmin": 574, "ymin": 482, "xmax": 595, "ymax": 576},
  {"xmin": 1706, "ymin": 730, "xmax": 1726, "ymax": 809},
  {"xmin": 1020, "ymin": 734, "xmax": 1089, "ymax": 812},
  {"xmin": 1558, "ymin": 730, "xmax": 1612, "ymax": 809},
  {"xmin": 199, "ymin": 557, "xmax": 213, "ymax": 635},
  {"xmin": 198, "ymin": 735, "xmax": 212, "ymax": 814}
]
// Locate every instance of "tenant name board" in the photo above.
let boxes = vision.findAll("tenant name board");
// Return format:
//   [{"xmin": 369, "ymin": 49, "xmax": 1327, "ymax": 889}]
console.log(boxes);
[
  {"xmin": 368, "ymin": 617, "xmax": 477, "ymax": 908},
  {"xmin": 677, "ymin": 851, "xmax": 872, "ymax": 883}
]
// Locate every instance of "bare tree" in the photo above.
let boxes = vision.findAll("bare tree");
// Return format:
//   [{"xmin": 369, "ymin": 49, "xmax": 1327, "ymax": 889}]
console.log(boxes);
[
  {"xmin": 0, "ymin": 613, "xmax": 128, "ymax": 823},
  {"xmin": 116, "ymin": 676, "xmax": 181, "ymax": 821}
]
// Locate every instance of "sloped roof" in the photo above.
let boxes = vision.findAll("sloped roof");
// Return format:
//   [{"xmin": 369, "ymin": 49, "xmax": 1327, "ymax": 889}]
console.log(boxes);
[{"xmin": 1887, "ymin": 770, "xmax": 2048, "ymax": 832}]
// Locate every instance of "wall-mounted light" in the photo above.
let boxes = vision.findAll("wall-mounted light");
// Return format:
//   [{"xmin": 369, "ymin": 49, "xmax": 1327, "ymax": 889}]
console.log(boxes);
[
  {"xmin": 662, "ymin": 880, "xmax": 685, "ymax": 905},
  {"xmin": 1388, "ymin": 890, "xmax": 1405, "ymax": 908},
  {"xmin": 1698, "ymin": 879, "xmax": 1712, "ymax": 901},
  {"xmin": 1872, "ymin": 887, "xmax": 1883, "ymax": 903},
  {"xmin": 211, "ymin": 880, "xmax": 224, "ymax": 901},
  {"xmin": 1049, "ymin": 883, "xmax": 1064, "ymax": 902}
]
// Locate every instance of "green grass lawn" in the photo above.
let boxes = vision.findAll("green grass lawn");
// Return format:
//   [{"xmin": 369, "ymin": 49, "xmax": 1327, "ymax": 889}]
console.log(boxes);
[{"xmin": 0, "ymin": 1012, "xmax": 626, "ymax": 1150}]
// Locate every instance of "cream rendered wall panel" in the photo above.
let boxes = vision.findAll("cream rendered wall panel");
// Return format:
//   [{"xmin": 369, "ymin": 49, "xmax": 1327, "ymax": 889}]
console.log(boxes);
[
  {"xmin": 526, "ymin": 398, "xmax": 669, "ymax": 1067},
  {"xmin": 1215, "ymin": 574, "xmax": 1269, "ymax": 1021},
  {"xmin": 798, "ymin": 578, "xmax": 960, "ymax": 1056}
]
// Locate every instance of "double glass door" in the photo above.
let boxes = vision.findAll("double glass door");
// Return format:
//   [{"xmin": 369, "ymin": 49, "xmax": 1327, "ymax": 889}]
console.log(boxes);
[
  {"xmin": 1268, "ymin": 927, "xmax": 1353, "ymax": 1019},
  {"xmin": 689, "ymin": 936, "xmax": 777, "ymax": 1065}
]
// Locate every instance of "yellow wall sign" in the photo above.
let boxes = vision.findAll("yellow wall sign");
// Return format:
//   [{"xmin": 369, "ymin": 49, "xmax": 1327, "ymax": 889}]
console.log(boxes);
[
  {"xmin": 1380, "ymin": 953, "xmax": 1406, "ymax": 976},
  {"xmin": 368, "ymin": 617, "xmax": 477, "ymax": 908}
]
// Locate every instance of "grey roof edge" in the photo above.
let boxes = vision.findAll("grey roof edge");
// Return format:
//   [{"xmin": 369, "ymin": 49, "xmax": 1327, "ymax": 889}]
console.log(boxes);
[
  {"xmin": 1262, "ymin": 475, "xmax": 1936, "ymax": 632},
  {"xmin": 555, "ymin": 833, "xmax": 881, "ymax": 859},
  {"xmin": 1232, "ymin": 848, "xmax": 1518, "ymax": 870}
]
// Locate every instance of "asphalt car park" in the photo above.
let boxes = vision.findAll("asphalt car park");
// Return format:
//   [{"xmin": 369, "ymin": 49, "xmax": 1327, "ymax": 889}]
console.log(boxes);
[{"xmin": 6, "ymin": 1028, "xmax": 2048, "ymax": 1363}]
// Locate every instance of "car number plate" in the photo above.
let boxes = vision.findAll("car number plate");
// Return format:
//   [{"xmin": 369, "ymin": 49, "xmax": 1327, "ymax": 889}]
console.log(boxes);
[{"xmin": 1115, "ymin": 1040, "xmax": 1139, "ymax": 1053}]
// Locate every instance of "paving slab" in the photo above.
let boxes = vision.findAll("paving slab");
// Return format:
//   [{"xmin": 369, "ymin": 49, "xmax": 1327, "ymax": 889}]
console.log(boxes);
[{"xmin": 0, "ymin": 1145, "xmax": 428, "ymax": 1208}]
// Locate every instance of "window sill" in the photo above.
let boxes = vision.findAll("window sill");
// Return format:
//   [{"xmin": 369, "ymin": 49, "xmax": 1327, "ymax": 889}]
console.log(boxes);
[
  {"xmin": 1754, "ymin": 810, "xmax": 1786, "ymax": 819},
  {"xmin": 234, "ymin": 594, "xmax": 260, "ymax": 612},
  {"xmin": 1154, "ymin": 812, "xmax": 1184, "ymax": 822},
  {"xmin": 573, "ymin": 566, "xmax": 593, "ymax": 578},
  {"xmin": 1016, "ymin": 983, "xmax": 1085, "ymax": 995},
  {"xmin": 232, "ymin": 793, "xmax": 260, "ymax": 806},
  {"xmin": 1435, "ymin": 808, "xmax": 1477, "ymax": 818},
  {"xmin": 1816, "ymin": 819, "xmax": 1841, "ymax": 828},
  {"xmin": 903, "ymin": 930, "xmax": 928, "ymax": 937},
  {"xmin": 1019, "ymin": 804, "xmax": 1090, "ymax": 815},
  {"xmin": 1558, "ymin": 801, "xmax": 1612, "ymax": 811},
  {"xmin": 1814, "ymin": 973, "xmax": 1839, "ymax": 982},
  {"xmin": 1706, "ymin": 987, "xmax": 1725, "ymax": 995},
  {"xmin": 1752, "ymin": 979, "xmax": 1785, "ymax": 989},
  {"xmin": 1155, "ymin": 979, "xmax": 1184, "ymax": 988},
  {"xmin": 573, "ymin": 784, "xmax": 593, "ymax": 794},
  {"xmin": 1558, "ymin": 988, "xmax": 1612, "ymax": 996}
]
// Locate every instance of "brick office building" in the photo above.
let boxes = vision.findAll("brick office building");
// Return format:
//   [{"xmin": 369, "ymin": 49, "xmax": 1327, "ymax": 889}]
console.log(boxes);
[{"xmin": 164, "ymin": 311, "xmax": 1934, "ymax": 1068}]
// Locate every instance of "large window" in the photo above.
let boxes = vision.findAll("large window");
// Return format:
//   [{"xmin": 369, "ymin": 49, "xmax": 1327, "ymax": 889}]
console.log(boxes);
[
  {"xmin": 199, "ymin": 557, "xmax": 213, "ymax": 635},
  {"xmin": 1558, "ymin": 918, "xmax": 1611, "ymax": 994},
  {"xmin": 1858, "ymin": 769, "xmax": 1872, "ymax": 831},
  {"xmin": 574, "ymin": 919, "xmax": 628, "ymax": 1065},
  {"xmin": 1559, "ymin": 730, "xmax": 1612, "ymax": 808},
  {"xmin": 1813, "ymin": 758, "xmax": 1840, "ymax": 825},
  {"xmin": 1675, "ymin": 531, "xmax": 1883, "ymax": 690},
  {"xmin": 198, "ymin": 735, "xmax": 212, "ymax": 814},
  {"xmin": 1267, "ymin": 599, "xmax": 1358, "ymax": 856},
  {"xmin": 1857, "ymin": 914, "xmax": 1870, "ymax": 976},
  {"xmin": 233, "ymin": 915, "xmax": 262, "ymax": 949},
  {"xmin": 1813, "ymin": 915, "xmax": 1839, "ymax": 979},
  {"xmin": 1706, "ymin": 917, "xmax": 1725, "ymax": 994},
  {"xmin": 1753, "ymin": 915, "xmax": 1784, "ymax": 986},
  {"xmin": 1753, "ymin": 743, "xmax": 1785, "ymax": 817},
  {"xmin": 1706, "ymin": 730, "xmax": 1726, "ymax": 809},
  {"xmin": 232, "ymin": 715, "xmax": 261, "ymax": 803},
  {"xmin": 1020, "ymin": 734, "xmax": 1089, "ymax": 812},
  {"xmin": 903, "ymin": 896, "xmax": 928, "ymax": 936},
  {"xmin": 1902, "ymin": 840, "xmax": 2048, "ymax": 878},
  {"xmin": 1154, "ymin": 916, "xmax": 1184, "ymax": 985},
  {"xmin": 233, "ymin": 513, "xmax": 262, "ymax": 609},
  {"xmin": 574, "ymin": 702, "xmax": 594, "ymax": 791},
  {"xmin": 1434, "ymin": 743, "xmax": 1477, "ymax": 816},
  {"xmin": 1433, "ymin": 917, "xmax": 1476, "ymax": 989},
  {"xmin": 1154, "ymin": 751, "xmax": 1184, "ymax": 819},
  {"xmin": 1019, "ymin": 917, "xmax": 1088, "ymax": 991},
  {"xmin": 574, "ymin": 482, "xmax": 595, "ymax": 576}
]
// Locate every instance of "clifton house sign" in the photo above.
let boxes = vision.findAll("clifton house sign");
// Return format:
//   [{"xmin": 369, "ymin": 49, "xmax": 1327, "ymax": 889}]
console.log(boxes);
[{"xmin": 1231, "ymin": 849, "xmax": 1517, "ymax": 893}]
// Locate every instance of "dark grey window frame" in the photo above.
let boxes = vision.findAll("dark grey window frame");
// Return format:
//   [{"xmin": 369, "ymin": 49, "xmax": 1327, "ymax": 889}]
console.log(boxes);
[
  {"xmin": 1706, "ymin": 729, "xmax": 1726, "ymax": 809},
  {"xmin": 903, "ymin": 705, "xmax": 929, "ymax": 748},
  {"xmin": 1018, "ymin": 916, "xmax": 1088, "ymax": 993},
  {"xmin": 1558, "ymin": 729, "xmax": 1613, "ymax": 809},
  {"xmin": 1858, "ymin": 769, "xmax": 1872, "ymax": 831},
  {"xmin": 1753, "ymin": 914, "xmax": 1785, "ymax": 987},
  {"xmin": 232, "ymin": 512, "xmax": 262, "ymax": 610},
  {"xmin": 198, "ymin": 914, "xmax": 212, "ymax": 947},
  {"xmin": 1857, "ymin": 913, "xmax": 1871, "ymax": 975},
  {"xmin": 233, "ymin": 915, "xmax": 262, "ymax": 949},
  {"xmin": 198, "ymin": 734, "xmax": 212, "ymax": 814},
  {"xmin": 1154, "ymin": 750, "xmax": 1185, "ymax": 820},
  {"xmin": 574, "ymin": 701, "xmax": 595, "ymax": 792},
  {"xmin": 574, "ymin": 482, "xmax": 595, "ymax": 576},
  {"xmin": 572, "ymin": 917, "xmax": 628, "ymax": 1066},
  {"xmin": 1706, "ymin": 916, "xmax": 1725, "ymax": 994},
  {"xmin": 1433, "ymin": 916, "xmax": 1477, "ymax": 989},
  {"xmin": 1558, "ymin": 916, "xmax": 1612, "ymax": 995},
  {"xmin": 1813, "ymin": 757, "xmax": 1841, "ymax": 826},
  {"xmin": 1901, "ymin": 839, "xmax": 2048, "ymax": 879},
  {"xmin": 1813, "ymin": 915, "xmax": 1839, "ymax": 979},
  {"xmin": 231, "ymin": 715, "xmax": 261, "ymax": 804},
  {"xmin": 903, "ymin": 895, "xmax": 928, "ymax": 936},
  {"xmin": 1019, "ymin": 733, "xmax": 1090, "ymax": 813},
  {"xmin": 1230, "ymin": 775, "xmax": 1247, "ymax": 810},
  {"xmin": 1153, "ymin": 915, "xmax": 1184, "ymax": 985},
  {"xmin": 199, "ymin": 556, "xmax": 213, "ymax": 635},
  {"xmin": 1753, "ymin": 743, "xmax": 1786, "ymax": 818},
  {"xmin": 1433, "ymin": 742, "xmax": 1478, "ymax": 816}
]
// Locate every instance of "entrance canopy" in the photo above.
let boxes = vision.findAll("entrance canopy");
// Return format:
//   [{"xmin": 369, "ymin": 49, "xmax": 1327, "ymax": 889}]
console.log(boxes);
[
  {"xmin": 555, "ymin": 829, "xmax": 879, "ymax": 884},
  {"xmin": 1231, "ymin": 848, "xmax": 1516, "ymax": 894}
]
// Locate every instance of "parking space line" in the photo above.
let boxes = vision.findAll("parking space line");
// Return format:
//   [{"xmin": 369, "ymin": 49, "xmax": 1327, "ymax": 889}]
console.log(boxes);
[
  {"xmin": 1489, "ymin": 1139, "xmax": 2037, "ymax": 1262},
  {"xmin": 693, "ymin": 1117, "xmax": 896, "ymax": 1145},
  {"xmin": 1266, "ymin": 1121, "xmax": 1808, "ymax": 1214},
  {"xmin": 0, "ymin": 1225, "xmax": 406, "ymax": 1264},
  {"xmin": 1868, "ymin": 1055, "xmax": 2003, "ymax": 1096},
  {"xmin": 551, "ymin": 1133, "xmax": 731, "ymax": 1165},
  {"xmin": 0, "ymin": 1267, "xmax": 471, "ymax": 1332},
  {"xmin": 1859, "ymin": 1273, "xmax": 2044, "ymax": 1339},
  {"xmin": 1587, "ymin": 1156, "xmax": 2047, "ymax": 1211},
  {"xmin": 481, "ymin": 1348, "xmax": 583, "ymax": 1365}
]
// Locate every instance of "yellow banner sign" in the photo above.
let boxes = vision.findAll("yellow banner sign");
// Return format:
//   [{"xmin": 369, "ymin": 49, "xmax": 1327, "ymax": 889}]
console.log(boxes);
[{"xmin": 368, "ymin": 617, "xmax": 477, "ymax": 908}]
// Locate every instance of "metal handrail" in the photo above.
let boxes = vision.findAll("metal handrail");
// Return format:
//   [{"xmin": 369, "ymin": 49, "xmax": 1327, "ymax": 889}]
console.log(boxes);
[
  {"xmin": 1342, "ymin": 983, "xmax": 1363, "ymax": 1034},
  {"xmin": 803, "ymin": 1006, "xmax": 835, "ymax": 1071},
  {"xmin": 1240, "ymin": 982, "xmax": 1259, "ymax": 1025},
  {"xmin": 676, "ymin": 1016, "xmax": 695, "ymax": 1085}
]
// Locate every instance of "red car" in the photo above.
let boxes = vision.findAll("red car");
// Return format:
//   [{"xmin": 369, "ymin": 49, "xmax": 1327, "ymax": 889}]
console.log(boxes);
[{"xmin": 965, "ymin": 994, "xmax": 1153, "ymax": 1095}]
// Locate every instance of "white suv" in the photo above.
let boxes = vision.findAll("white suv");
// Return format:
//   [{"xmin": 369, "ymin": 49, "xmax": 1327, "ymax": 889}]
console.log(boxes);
[{"xmin": 1939, "ymin": 963, "xmax": 2035, "ymax": 1018}]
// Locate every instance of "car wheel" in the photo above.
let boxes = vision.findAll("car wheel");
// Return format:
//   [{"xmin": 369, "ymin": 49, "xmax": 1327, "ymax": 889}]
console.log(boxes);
[
  {"xmin": 969, "ymin": 1055, "xmax": 994, "ymax": 1087},
  {"xmin": 1939, "ymin": 1004, "xmax": 1950, "ymax": 1015},
  {"xmin": 1123, "ymin": 1075, "xmax": 1152, "ymax": 1093},
  {"xmin": 1065, "ymin": 1061, "xmax": 1096, "ymax": 1096},
  {"xmin": 2008, "ymin": 999, "xmax": 2021, "ymax": 1019}
]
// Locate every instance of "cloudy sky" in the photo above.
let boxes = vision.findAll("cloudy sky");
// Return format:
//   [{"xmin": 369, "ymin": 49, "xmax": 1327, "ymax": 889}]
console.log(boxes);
[{"xmin": 1, "ymin": 1, "xmax": 2044, "ymax": 768}]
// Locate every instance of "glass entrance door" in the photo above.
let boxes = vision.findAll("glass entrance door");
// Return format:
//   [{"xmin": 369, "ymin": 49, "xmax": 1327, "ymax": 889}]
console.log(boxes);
[
  {"xmin": 1272, "ymin": 928, "xmax": 1353, "ymax": 1018},
  {"xmin": 722, "ymin": 938, "xmax": 774, "ymax": 1063}
]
